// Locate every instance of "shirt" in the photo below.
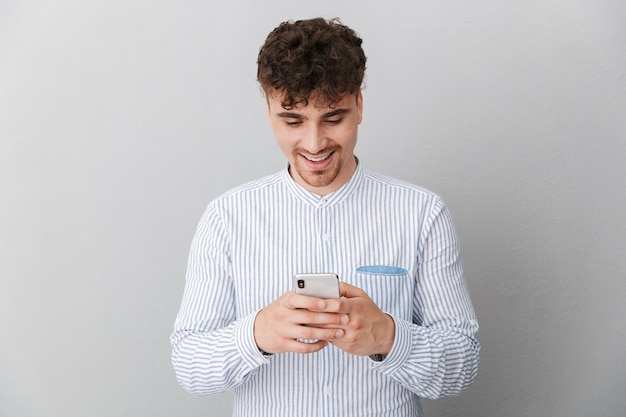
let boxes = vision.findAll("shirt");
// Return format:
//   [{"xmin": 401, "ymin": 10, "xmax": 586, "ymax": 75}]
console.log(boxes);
[{"xmin": 171, "ymin": 163, "xmax": 480, "ymax": 417}]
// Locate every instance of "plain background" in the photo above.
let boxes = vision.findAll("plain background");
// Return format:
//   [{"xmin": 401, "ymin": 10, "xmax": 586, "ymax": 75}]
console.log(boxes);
[{"xmin": 1, "ymin": 1, "xmax": 625, "ymax": 416}]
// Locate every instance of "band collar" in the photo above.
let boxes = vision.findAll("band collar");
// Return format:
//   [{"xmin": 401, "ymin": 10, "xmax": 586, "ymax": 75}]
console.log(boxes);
[{"xmin": 282, "ymin": 158, "xmax": 364, "ymax": 207}]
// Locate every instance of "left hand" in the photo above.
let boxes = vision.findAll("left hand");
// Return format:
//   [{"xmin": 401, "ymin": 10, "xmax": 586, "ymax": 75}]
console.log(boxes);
[{"xmin": 319, "ymin": 282, "xmax": 396, "ymax": 357}]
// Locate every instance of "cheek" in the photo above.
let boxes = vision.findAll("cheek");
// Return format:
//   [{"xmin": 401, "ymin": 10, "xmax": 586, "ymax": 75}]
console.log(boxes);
[
  {"xmin": 338, "ymin": 126, "xmax": 358, "ymax": 148},
  {"xmin": 274, "ymin": 132, "xmax": 296, "ymax": 157}
]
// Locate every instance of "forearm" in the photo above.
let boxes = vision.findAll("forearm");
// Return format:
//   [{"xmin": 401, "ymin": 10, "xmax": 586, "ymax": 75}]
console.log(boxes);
[
  {"xmin": 373, "ymin": 316, "xmax": 480, "ymax": 399},
  {"xmin": 170, "ymin": 312, "xmax": 268, "ymax": 395},
  {"xmin": 377, "ymin": 197, "xmax": 480, "ymax": 398}
]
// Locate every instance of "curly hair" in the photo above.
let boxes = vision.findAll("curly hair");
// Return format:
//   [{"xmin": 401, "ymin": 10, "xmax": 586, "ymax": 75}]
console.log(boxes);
[{"xmin": 257, "ymin": 17, "xmax": 367, "ymax": 109}]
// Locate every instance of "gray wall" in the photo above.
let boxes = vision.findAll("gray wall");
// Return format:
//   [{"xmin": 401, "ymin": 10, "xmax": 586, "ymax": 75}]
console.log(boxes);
[{"xmin": 1, "ymin": 1, "xmax": 625, "ymax": 416}]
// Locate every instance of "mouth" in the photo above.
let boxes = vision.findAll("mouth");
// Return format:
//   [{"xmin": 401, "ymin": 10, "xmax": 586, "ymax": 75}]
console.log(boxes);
[
  {"xmin": 297, "ymin": 151, "xmax": 335, "ymax": 172},
  {"xmin": 303, "ymin": 152, "xmax": 333, "ymax": 163},
  {"xmin": 299, "ymin": 151, "xmax": 335, "ymax": 169}
]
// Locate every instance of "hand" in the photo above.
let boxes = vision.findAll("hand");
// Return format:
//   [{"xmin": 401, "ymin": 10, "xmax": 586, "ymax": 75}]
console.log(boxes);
[
  {"xmin": 328, "ymin": 282, "xmax": 396, "ymax": 357},
  {"xmin": 253, "ymin": 291, "xmax": 349, "ymax": 354}
]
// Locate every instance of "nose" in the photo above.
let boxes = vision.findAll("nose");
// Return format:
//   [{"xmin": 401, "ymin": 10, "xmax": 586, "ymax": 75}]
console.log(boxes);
[{"xmin": 301, "ymin": 125, "xmax": 327, "ymax": 155}]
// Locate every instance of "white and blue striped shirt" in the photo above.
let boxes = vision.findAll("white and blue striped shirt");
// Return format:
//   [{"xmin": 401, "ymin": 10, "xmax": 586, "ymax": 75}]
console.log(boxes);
[{"xmin": 171, "ymin": 163, "xmax": 479, "ymax": 417}]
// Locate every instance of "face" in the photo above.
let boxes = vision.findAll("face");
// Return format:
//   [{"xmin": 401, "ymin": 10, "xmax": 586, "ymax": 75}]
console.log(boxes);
[{"xmin": 266, "ymin": 91, "xmax": 363, "ymax": 195}]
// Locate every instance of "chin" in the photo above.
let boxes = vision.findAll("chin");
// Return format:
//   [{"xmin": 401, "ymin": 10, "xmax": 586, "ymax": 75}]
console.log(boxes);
[{"xmin": 303, "ymin": 171, "xmax": 340, "ymax": 188}]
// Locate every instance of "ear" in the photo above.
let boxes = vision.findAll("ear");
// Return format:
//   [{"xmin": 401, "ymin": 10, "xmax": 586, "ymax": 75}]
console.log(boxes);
[{"xmin": 357, "ymin": 91, "xmax": 364, "ymax": 124}]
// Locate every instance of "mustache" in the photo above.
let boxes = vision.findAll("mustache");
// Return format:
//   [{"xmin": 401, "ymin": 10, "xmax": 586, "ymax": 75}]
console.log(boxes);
[{"xmin": 294, "ymin": 146, "xmax": 340, "ymax": 156}]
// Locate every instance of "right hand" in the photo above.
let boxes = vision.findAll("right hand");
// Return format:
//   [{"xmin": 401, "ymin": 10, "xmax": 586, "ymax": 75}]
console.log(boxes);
[{"xmin": 253, "ymin": 291, "xmax": 348, "ymax": 354}]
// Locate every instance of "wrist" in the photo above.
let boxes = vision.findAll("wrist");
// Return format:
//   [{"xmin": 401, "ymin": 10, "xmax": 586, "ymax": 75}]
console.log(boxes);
[
  {"xmin": 379, "ymin": 313, "xmax": 395, "ymax": 356},
  {"xmin": 368, "ymin": 313, "xmax": 396, "ymax": 361}
]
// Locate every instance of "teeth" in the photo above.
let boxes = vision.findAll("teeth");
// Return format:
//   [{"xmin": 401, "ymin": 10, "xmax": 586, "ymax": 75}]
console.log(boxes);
[{"xmin": 305, "ymin": 154, "xmax": 330, "ymax": 162}]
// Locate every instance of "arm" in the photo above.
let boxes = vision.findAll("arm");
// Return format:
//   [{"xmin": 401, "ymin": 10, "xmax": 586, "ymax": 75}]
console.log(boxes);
[
  {"xmin": 380, "ymin": 199, "xmax": 480, "ymax": 399},
  {"xmin": 170, "ymin": 204, "xmax": 348, "ymax": 394},
  {"xmin": 170, "ymin": 204, "xmax": 267, "ymax": 395},
  {"xmin": 327, "ymin": 199, "xmax": 479, "ymax": 399}
]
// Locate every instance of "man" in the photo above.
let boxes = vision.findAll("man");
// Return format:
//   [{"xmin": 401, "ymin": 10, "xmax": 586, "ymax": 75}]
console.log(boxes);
[{"xmin": 171, "ymin": 17, "xmax": 479, "ymax": 417}]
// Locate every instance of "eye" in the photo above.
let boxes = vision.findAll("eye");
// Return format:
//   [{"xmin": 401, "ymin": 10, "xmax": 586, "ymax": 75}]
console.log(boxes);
[
  {"xmin": 325, "ymin": 118, "xmax": 343, "ymax": 125},
  {"xmin": 285, "ymin": 120, "xmax": 302, "ymax": 127}
]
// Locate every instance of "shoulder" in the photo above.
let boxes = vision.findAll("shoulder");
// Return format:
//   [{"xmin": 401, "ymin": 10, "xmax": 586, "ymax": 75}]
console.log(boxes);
[
  {"xmin": 196, "ymin": 171, "xmax": 283, "ymax": 226},
  {"xmin": 359, "ymin": 169, "xmax": 451, "ymax": 220},
  {"xmin": 361, "ymin": 169, "xmax": 442, "ymax": 201},
  {"xmin": 216, "ymin": 171, "xmax": 283, "ymax": 200}
]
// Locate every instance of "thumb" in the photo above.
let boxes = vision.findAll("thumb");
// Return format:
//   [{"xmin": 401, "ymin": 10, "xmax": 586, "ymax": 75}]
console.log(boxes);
[{"xmin": 339, "ymin": 282, "xmax": 366, "ymax": 298}]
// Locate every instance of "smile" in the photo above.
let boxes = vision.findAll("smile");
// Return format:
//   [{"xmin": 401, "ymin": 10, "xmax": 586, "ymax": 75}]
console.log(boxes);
[{"xmin": 303, "ymin": 152, "xmax": 333, "ymax": 162}]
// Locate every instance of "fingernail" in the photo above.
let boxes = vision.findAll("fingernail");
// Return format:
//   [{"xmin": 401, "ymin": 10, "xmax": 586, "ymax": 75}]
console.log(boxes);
[
  {"xmin": 335, "ymin": 330, "xmax": 344, "ymax": 338},
  {"xmin": 317, "ymin": 300, "xmax": 326, "ymax": 309},
  {"xmin": 341, "ymin": 314, "xmax": 349, "ymax": 325}
]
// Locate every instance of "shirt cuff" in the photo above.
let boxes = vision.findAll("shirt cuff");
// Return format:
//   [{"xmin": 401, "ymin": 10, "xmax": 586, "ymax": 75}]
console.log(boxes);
[
  {"xmin": 370, "ymin": 314, "xmax": 412, "ymax": 374},
  {"xmin": 235, "ymin": 309, "xmax": 272, "ymax": 369}
]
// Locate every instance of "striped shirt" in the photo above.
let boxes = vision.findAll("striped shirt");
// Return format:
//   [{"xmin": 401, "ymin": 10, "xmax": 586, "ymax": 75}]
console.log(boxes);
[{"xmin": 171, "ymin": 163, "xmax": 480, "ymax": 417}]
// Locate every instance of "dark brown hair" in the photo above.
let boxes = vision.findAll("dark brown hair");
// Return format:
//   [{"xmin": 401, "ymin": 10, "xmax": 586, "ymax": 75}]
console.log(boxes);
[{"xmin": 257, "ymin": 17, "xmax": 366, "ymax": 109}]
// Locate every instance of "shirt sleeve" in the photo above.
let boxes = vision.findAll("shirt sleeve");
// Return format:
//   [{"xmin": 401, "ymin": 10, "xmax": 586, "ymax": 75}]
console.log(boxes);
[
  {"xmin": 371, "ymin": 198, "xmax": 480, "ymax": 399},
  {"xmin": 170, "ymin": 203, "xmax": 269, "ymax": 395}
]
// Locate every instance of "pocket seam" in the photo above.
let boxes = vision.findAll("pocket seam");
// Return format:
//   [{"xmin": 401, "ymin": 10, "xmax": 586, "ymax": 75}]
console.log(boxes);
[{"xmin": 355, "ymin": 265, "xmax": 408, "ymax": 276}]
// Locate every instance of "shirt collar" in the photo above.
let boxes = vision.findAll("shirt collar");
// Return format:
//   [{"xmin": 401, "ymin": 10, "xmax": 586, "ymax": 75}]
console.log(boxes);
[{"xmin": 282, "ymin": 158, "xmax": 365, "ymax": 207}]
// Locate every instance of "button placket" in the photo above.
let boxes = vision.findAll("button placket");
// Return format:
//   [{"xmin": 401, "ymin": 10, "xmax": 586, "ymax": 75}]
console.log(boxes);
[{"xmin": 317, "ymin": 198, "xmax": 332, "ymax": 270}]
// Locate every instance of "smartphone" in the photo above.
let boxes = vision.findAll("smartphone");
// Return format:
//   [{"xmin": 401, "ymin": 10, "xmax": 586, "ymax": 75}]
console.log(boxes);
[
  {"xmin": 293, "ymin": 273, "xmax": 340, "ymax": 344},
  {"xmin": 294, "ymin": 273, "xmax": 340, "ymax": 299}
]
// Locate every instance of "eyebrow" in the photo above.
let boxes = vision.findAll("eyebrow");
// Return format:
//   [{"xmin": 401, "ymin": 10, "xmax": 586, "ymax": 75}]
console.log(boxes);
[{"xmin": 276, "ymin": 108, "xmax": 351, "ymax": 120}]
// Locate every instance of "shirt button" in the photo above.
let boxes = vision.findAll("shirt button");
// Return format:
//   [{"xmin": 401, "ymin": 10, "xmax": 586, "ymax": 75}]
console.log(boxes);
[
  {"xmin": 470, "ymin": 319, "xmax": 478, "ymax": 326},
  {"xmin": 319, "ymin": 198, "xmax": 328, "ymax": 205},
  {"xmin": 324, "ymin": 386, "xmax": 332, "ymax": 395},
  {"xmin": 322, "ymin": 234, "xmax": 330, "ymax": 242}
]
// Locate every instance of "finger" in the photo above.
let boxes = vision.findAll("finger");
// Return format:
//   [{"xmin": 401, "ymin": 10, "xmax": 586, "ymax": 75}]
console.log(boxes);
[
  {"xmin": 289, "ymin": 325, "xmax": 345, "ymax": 342},
  {"xmin": 282, "ymin": 292, "xmax": 330, "ymax": 310},
  {"xmin": 316, "ymin": 315, "xmax": 350, "ymax": 330},
  {"xmin": 284, "ymin": 339, "xmax": 328, "ymax": 354},
  {"xmin": 313, "ymin": 296, "xmax": 352, "ymax": 315},
  {"xmin": 297, "ymin": 310, "xmax": 349, "ymax": 326}
]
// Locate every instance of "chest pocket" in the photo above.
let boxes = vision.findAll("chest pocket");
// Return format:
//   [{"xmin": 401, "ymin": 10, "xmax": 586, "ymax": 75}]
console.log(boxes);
[{"xmin": 350, "ymin": 266, "xmax": 413, "ymax": 321}]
